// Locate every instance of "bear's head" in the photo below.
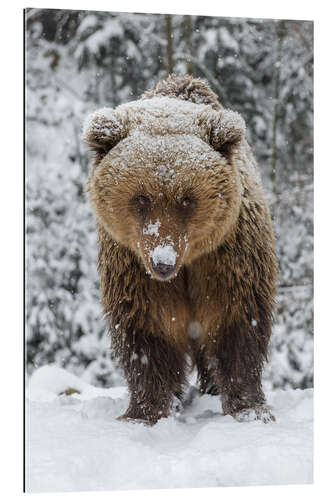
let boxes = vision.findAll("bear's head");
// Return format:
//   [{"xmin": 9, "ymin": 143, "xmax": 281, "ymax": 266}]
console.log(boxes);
[{"xmin": 83, "ymin": 95, "xmax": 245, "ymax": 281}]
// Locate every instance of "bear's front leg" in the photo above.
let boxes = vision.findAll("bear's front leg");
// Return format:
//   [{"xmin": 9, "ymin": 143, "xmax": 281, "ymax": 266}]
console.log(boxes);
[
  {"xmin": 211, "ymin": 317, "xmax": 275, "ymax": 423},
  {"xmin": 113, "ymin": 327, "xmax": 186, "ymax": 425}
]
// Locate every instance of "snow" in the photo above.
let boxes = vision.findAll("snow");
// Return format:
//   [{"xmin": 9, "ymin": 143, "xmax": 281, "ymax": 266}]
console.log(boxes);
[
  {"xmin": 26, "ymin": 366, "xmax": 313, "ymax": 493},
  {"xmin": 27, "ymin": 365, "xmax": 125, "ymax": 403},
  {"xmin": 85, "ymin": 97, "xmax": 245, "ymax": 156},
  {"xmin": 82, "ymin": 19, "xmax": 124, "ymax": 55},
  {"xmin": 150, "ymin": 244, "xmax": 178, "ymax": 266},
  {"xmin": 124, "ymin": 95, "xmax": 212, "ymax": 115},
  {"xmin": 187, "ymin": 321, "xmax": 203, "ymax": 339},
  {"xmin": 143, "ymin": 219, "xmax": 161, "ymax": 236},
  {"xmin": 82, "ymin": 107, "xmax": 124, "ymax": 141}
]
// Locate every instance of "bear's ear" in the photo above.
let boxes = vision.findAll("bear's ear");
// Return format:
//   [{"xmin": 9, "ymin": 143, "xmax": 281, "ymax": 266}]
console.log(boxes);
[
  {"xmin": 82, "ymin": 108, "xmax": 128, "ymax": 156},
  {"xmin": 209, "ymin": 109, "xmax": 246, "ymax": 153}
]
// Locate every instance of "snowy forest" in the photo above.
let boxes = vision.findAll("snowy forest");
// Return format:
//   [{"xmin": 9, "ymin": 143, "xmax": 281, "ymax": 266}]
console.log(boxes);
[{"xmin": 25, "ymin": 8, "xmax": 313, "ymax": 391}]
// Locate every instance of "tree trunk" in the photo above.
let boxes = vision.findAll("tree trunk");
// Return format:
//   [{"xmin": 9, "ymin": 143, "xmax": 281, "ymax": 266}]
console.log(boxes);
[
  {"xmin": 184, "ymin": 15, "xmax": 193, "ymax": 75},
  {"xmin": 271, "ymin": 21, "xmax": 285, "ymax": 200},
  {"xmin": 166, "ymin": 15, "xmax": 174, "ymax": 75}
]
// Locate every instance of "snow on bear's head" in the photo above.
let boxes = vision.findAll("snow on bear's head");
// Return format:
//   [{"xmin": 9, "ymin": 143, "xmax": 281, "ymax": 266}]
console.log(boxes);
[{"xmin": 83, "ymin": 96, "xmax": 245, "ymax": 281}]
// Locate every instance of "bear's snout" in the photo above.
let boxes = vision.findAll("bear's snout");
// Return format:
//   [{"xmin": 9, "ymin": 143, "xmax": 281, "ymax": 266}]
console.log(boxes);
[
  {"xmin": 149, "ymin": 243, "xmax": 178, "ymax": 281},
  {"xmin": 150, "ymin": 260, "xmax": 176, "ymax": 280}
]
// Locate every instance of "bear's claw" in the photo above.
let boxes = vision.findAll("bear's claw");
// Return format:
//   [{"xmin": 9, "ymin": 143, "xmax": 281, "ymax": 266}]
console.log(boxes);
[{"xmin": 233, "ymin": 405, "xmax": 276, "ymax": 423}]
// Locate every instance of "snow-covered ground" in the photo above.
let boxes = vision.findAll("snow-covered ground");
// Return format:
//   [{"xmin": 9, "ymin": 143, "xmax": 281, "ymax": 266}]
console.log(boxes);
[{"xmin": 26, "ymin": 366, "xmax": 313, "ymax": 493}]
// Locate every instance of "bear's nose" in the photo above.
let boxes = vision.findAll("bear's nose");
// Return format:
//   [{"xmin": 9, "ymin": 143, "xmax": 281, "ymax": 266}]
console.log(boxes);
[{"xmin": 151, "ymin": 261, "xmax": 176, "ymax": 279}]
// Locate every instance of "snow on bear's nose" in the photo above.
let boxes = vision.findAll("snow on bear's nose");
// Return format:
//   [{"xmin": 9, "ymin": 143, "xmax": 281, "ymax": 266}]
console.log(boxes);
[{"xmin": 149, "ymin": 244, "xmax": 178, "ymax": 279}]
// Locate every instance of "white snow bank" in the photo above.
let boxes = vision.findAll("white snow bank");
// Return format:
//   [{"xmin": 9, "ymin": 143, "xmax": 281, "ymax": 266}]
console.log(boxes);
[
  {"xmin": 26, "ymin": 366, "xmax": 313, "ymax": 493},
  {"xmin": 27, "ymin": 365, "xmax": 126, "ymax": 402}
]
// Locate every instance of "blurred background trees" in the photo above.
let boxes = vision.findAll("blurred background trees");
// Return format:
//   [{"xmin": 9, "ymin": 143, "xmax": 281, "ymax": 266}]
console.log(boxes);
[{"xmin": 25, "ymin": 8, "xmax": 313, "ymax": 390}]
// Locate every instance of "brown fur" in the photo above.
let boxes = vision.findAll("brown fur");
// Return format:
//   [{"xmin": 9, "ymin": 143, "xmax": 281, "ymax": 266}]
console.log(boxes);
[
  {"xmin": 82, "ymin": 75, "xmax": 278, "ymax": 425},
  {"xmin": 142, "ymin": 74, "xmax": 222, "ymax": 111}
]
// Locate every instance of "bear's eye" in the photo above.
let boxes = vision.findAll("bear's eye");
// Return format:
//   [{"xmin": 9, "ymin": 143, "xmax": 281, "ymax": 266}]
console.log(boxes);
[
  {"xmin": 136, "ymin": 195, "xmax": 151, "ymax": 207},
  {"xmin": 131, "ymin": 195, "xmax": 151, "ymax": 216},
  {"xmin": 179, "ymin": 196, "xmax": 196, "ymax": 211},
  {"xmin": 181, "ymin": 197, "xmax": 191, "ymax": 207}
]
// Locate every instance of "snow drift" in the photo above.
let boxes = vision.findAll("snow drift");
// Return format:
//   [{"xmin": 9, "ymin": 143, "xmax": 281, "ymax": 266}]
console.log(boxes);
[{"xmin": 26, "ymin": 366, "xmax": 313, "ymax": 493}]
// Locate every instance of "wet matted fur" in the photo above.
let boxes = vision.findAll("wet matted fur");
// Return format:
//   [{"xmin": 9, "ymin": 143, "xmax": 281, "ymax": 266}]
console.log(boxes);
[{"xmin": 82, "ymin": 74, "xmax": 278, "ymax": 425}]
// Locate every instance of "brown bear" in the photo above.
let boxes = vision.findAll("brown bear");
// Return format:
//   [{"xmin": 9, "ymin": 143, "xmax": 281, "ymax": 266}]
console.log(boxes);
[{"xmin": 82, "ymin": 74, "xmax": 278, "ymax": 425}]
